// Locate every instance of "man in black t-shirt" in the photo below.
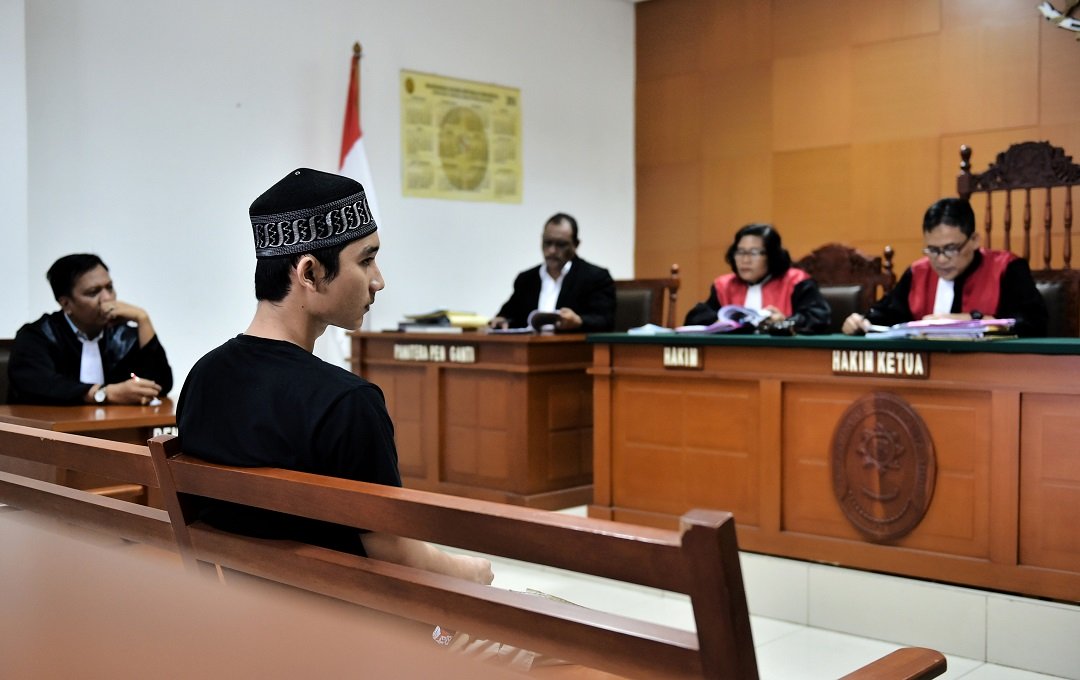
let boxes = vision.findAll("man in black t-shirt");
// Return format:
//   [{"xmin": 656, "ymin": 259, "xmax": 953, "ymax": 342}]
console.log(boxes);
[{"xmin": 178, "ymin": 168, "xmax": 492, "ymax": 584}]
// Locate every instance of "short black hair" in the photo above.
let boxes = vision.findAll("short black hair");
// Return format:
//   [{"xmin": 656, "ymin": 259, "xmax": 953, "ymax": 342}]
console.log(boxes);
[
  {"xmin": 545, "ymin": 213, "xmax": 579, "ymax": 246},
  {"xmin": 46, "ymin": 254, "xmax": 108, "ymax": 301},
  {"xmin": 724, "ymin": 223, "xmax": 792, "ymax": 279},
  {"xmin": 254, "ymin": 241, "xmax": 346, "ymax": 302},
  {"xmin": 923, "ymin": 198, "xmax": 975, "ymax": 237}
]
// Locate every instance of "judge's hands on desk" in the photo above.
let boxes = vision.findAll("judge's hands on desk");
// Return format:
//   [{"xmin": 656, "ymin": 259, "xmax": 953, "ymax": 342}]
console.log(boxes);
[
  {"xmin": 488, "ymin": 307, "xmax": 584, "ymax": 331},
  {"xmin": 85, "ymin": 375, "xmax": 163, "ymax": 405},
  {"xmin": 842, "ymin": 312, "xmax": 980, "ymax": 335}
]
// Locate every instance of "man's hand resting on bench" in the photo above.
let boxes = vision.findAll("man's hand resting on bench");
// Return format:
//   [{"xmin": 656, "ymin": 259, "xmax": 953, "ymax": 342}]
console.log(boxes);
[{"xmin": 361, "ymin": 532, "xmax": 494, "ymax": 585}]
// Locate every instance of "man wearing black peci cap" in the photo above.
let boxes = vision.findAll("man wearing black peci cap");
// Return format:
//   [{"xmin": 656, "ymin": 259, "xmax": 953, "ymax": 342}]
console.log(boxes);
[{"xmin": 177, "ymin": 168, "xmax": 492, "ymax": 584}]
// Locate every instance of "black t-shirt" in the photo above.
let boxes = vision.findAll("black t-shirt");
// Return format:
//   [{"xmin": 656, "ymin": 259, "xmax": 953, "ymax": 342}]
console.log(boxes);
[{"xmin": 177, "ymin": 334, "xmax": 401, "ymax": 554}]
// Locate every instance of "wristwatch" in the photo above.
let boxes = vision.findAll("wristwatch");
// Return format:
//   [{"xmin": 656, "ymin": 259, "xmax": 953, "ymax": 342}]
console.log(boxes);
[
  {"xmin": 970, "ymin": 310, "xmax": 984, "ymax": 320},
  {"xmin": 94, "ymin": 386, "xmax": 108, "ymax": 404}
]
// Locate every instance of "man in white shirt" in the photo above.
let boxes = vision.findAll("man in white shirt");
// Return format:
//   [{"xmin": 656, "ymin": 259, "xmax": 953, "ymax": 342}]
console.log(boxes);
[
  {"xmin": 7, "ymin": 254, "xmax": 171, "ymax": 404},
  {"xmin": 489, "ymin": 213, "xmax": 615, "ymax": 331}
]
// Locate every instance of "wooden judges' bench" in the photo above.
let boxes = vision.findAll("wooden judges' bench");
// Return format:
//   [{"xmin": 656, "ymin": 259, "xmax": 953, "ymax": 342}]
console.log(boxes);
[
  {"xmin": 588, "ymin": 334, "xmax": 1080, "ymax": 602},
  {"xmin": 351, "ymin": 332, "xmax": 593, "ymax": 508}
]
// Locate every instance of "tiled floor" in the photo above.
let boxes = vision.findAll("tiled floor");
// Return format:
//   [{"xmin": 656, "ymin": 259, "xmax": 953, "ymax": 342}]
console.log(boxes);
[
  {"xmin": 452, "ymin": 506, "xmax": 1077, "ymax": 680},
  {"xmin": 475, "ymin": 549, "xmax": 1071, "ymax": 680}
]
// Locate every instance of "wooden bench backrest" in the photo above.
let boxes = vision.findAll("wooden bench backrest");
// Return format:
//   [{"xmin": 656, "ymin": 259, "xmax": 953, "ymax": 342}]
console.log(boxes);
[
  {"xmin": 149, "ymin": 434, "xmax": 752, "ymax": 678},
  {"xmin": 0, "ymin": 423, "xmax": 173, "ymax": 549},
  {"xmin": 148, "ymin": 435, "xmax": 945, "ymax": 680}
]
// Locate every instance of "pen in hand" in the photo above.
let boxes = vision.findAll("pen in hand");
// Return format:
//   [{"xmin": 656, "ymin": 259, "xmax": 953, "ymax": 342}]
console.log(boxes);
[{"xmin": 131, "ymin": 373, "xmax": 162, "ymax": 406}]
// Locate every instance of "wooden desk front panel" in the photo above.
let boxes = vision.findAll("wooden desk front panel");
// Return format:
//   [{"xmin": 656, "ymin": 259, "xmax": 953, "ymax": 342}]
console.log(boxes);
[
  {"xmin": 610, "ymin": 375, "xmax": 760, "ymax": 527},
  {"xmin": 781, "ymin": 383, "xmax": 993, "ymax": 559},
  {"xmin": 592, "ymin": 341, "xmax": 1080, "ymax": 600},
  {"xmin": 355, "ymin": 333, "xmax": 592, "ymax": 507},
  {"xmin": 1020, "ymin": 393, "xmax": 1080, "ymax": 574}
]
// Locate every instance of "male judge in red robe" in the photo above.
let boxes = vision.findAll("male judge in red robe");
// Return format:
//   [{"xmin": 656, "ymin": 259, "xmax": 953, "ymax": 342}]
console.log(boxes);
[{"xmin": 843, "ymin": 198, "xmax": 1047, "ymax": 337}]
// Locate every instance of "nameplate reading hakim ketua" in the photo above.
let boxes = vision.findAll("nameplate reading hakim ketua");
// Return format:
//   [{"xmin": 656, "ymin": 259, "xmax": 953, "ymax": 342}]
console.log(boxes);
[{"xmin": 832, "ymin": 349, "xmax": 929, "ymax": 379}]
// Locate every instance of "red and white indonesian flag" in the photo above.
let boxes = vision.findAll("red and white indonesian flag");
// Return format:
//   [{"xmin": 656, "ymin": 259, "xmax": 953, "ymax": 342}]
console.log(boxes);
[
  {"xmin": 339, "ymin": 43, "xmax": 381, "ymax": 225},
  {"xmin": 316, "ymin": 43, "xmax": 382, "ymax": 368}
]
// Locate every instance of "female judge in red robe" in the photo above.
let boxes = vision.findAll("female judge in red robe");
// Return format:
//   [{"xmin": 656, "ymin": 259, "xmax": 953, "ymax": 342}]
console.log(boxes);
[{"xmin": 683, "ymin": 223, "xmax": 831, "ymax": 334}]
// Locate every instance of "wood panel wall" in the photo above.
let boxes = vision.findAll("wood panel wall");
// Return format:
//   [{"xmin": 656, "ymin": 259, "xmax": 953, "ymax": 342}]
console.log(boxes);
[{"xmin": 636, "ymin": 0, "xmax": 1080, "ymax": 322}]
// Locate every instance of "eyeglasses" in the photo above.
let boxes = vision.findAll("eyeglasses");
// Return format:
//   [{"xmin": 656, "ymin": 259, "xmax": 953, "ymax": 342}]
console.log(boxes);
[
  {"xmin": 922, "ymin": 235, "xmax": 971, "ymax": 259},
  {"xmin": 733, "ymin": 248, "xmax": 767, "ymax": 259}
]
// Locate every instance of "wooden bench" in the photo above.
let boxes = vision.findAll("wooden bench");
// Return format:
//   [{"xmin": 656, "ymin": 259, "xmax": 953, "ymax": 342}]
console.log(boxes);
[
  {"xmin": 148, "ymin": 434, "xmax": 946, "ymax": 680},
  {"xmin": 0, "ymin": 422, "xmax": 173, "ymax": 550}
]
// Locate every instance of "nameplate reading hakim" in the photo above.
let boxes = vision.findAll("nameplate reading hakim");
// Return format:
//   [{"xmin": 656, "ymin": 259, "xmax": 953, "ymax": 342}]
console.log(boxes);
[
  {"xmin": 663, "ymin": 346, "xmax": 702, "ymax": 369},
  {"xmin": 832, "ymin": 349, "xmax": 929, "ymax": 379},
  {"xmin": 393, "ymin": 344, "xmax": 476, "ymax": 364}
]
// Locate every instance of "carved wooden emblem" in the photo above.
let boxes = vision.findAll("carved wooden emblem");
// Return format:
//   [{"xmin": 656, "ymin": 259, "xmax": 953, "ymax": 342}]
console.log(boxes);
[{"xmin": 831, "ymin": 392, "xmax": 936, "ymax": 542}]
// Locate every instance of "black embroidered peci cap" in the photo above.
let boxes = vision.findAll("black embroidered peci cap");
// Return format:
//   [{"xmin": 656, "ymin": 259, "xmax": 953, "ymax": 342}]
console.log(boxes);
[{"xmin": 249, "ymin": 168, "xmax": 378, "ymax": 258}]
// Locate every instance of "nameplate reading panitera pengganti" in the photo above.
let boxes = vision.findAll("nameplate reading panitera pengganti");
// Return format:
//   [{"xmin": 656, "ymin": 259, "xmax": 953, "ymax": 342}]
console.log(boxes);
[{"xmin": 393, "ymin": 343, "xmax": 476, "ymax": 364}]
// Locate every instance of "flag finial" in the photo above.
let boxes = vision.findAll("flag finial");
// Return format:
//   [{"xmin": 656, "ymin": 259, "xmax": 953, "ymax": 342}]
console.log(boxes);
[{"xmin": 353, "ymin": 42, "xmax": 362, "ymax": 57}]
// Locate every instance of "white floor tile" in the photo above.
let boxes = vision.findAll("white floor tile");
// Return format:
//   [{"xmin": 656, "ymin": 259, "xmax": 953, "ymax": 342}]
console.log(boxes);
[
  {"xmin": 749, "ymin": 615, "xmax": 804, "ymax": 646},
  {"xmin": 936, "ymin": 655, "xmax": 986, "ymax": 679},
  {"xmin": 955, "ymin": 664, "xmax": 1071, "ymax": 680},
  {"xmin": 987, "ymin": 596, "xmax": 1080, "ymax": 680},
  {"xmin": 741, "ymin": 552, "xmax": 809, "ymax": 624},
  {"xmin": 808, "ymin": 563, "xmax": 987, "ymax": 658},
  {"xmin": 754, "ymin": 626, "xmax": 907, "ymax": 680}
]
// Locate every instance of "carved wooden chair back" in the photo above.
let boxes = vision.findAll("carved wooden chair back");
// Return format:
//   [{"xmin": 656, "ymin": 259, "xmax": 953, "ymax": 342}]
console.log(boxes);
[
  {"xmin": 794, "ymin": 244, "xmax": 896, "ymax": 333},
  {"xmin": 958, "ymin": 141, "xmax": 1080, "ymax": 336}
]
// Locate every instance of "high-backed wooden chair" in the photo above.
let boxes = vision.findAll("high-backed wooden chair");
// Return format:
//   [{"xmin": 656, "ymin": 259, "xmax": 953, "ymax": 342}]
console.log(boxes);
[
  {"xmin": 613, "ymin": 263, "xmax": 680, "ymax": 331},
  {"xmin": 794, "ymin": 245, "xmax": 896, "ymax": 333},
  {"xmin": 958, "ymin": 141, "xmax": 1080, "ymax": 336}
]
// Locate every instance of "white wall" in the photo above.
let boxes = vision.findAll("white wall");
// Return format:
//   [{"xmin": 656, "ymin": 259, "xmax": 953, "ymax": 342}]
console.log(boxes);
[
  {"xmin": 1, "ymin": 0, "xmax": 29, "ymax": 327},
  {"xmin": 15, "ymin": 0, "xmax": 635, "ymax": 391}
]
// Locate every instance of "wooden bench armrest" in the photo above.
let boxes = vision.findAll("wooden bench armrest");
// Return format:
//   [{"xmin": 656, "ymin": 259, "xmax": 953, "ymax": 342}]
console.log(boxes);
[{"xmin": 840, "ymin": 647, "xmax": 947, "ymax": 680}]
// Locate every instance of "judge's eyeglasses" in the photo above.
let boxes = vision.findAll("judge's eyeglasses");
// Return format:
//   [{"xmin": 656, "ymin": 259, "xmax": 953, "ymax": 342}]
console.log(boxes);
[{"xmin": 922, "ymin": 235, "xmax": 971, "ymax": 259}]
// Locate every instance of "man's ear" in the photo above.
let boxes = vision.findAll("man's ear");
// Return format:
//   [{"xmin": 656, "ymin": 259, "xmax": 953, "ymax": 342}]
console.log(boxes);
[
  {"xmin": 295, "ymin": 255, "xmax": 322, "ymax": 292},
  {"xmin": 58, "ymin": 296, "xmax": 72, "ymax": 313}
]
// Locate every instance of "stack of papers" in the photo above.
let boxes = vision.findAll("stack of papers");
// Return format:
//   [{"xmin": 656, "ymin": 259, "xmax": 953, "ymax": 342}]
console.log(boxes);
[
  {"xmin": 866, "ymin": 318, "xmax": 1016, "ymax": 340},
  {"xmin": 401, "ymin": 310, "xmax": 489, "ymax": 330},
  {"xmin": 675, "ymin": 305, "xmax": 769, "ymax": 334}
]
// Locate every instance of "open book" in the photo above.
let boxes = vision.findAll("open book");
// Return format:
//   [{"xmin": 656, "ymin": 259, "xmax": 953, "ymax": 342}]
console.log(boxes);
[
  {"xmin": 675, "ymin": 305, "xmax": 770, "ymax": 334},
  {"xmin": 486, "ymin": 309, "xmax": 560, "ymax": 334},
  {"xmin": 401, "ymin": 310, "xmax": 489, "ymax": 329},
  {"xmin": 866, "ymin": 317, "xmax": 1016, "ymax": 340}
]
